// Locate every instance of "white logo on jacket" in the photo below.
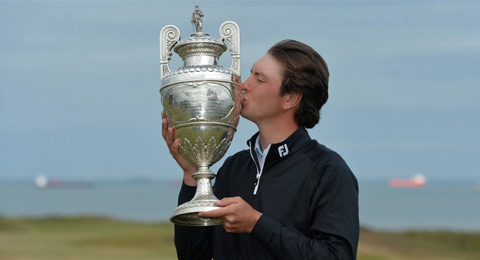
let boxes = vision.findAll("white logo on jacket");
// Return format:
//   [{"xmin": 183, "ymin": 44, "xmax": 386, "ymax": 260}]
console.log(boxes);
[{"xmin": 278, "ymin": 144, "xmax": 289, "ymax": 157}]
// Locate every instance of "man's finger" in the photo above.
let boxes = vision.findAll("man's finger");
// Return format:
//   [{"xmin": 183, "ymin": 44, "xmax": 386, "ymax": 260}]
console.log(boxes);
[
  {"xmin": 199, "ymin": 207, "xmax": 229, "ymax": 218},
  {"xmin": 215, "ymin": 197, "xmax": 241, "ymax": 207},
  {"xmin": 161, "ymin": 112, "xmax": 168, "ymax": 139},
  {"xmin": 171, "ymin": 137, "xmax": 182, "ymax": 156},
  {"xmin": 166, "ymin": 127, "xmax": 175, "ymax": 148},
  {"xmin": 162, "ymin": 120, "xmax": 168, "ymax": 139}
]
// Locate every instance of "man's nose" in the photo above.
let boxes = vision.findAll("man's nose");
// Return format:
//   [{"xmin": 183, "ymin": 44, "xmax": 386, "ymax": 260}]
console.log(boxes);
[{"xmin": 242, "ymin": 77, "xmax": 251, "ymax": 93}]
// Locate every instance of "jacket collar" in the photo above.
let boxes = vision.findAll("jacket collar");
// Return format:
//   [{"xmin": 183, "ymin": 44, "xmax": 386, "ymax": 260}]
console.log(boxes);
[{"xmin": 247, "ymin": 127, "xmax": 311, "ymax": 165}]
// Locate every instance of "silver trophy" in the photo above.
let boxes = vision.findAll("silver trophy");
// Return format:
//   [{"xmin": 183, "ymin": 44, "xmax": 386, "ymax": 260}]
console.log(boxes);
[{"xmin": 159, "ymin": 6, "xmax": 241, "ymax": 226}]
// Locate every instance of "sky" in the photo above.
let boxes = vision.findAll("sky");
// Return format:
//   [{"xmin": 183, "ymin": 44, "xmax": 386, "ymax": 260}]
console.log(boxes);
[{"xmin": 1, "ymin": 0, "xmax": 479, "ymax": 182}]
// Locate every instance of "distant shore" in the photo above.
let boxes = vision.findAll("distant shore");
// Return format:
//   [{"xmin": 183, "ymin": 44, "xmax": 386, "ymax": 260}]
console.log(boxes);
[
  {"xmin": 2, "ymin": 180, "xmax": 480, "ymax": 232},
  {"xmin": 1, "ymin": 215, "xmax": 479, "ymax": 260}
]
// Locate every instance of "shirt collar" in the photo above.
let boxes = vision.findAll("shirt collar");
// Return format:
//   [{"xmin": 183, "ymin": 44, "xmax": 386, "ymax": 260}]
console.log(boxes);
[{"xmin": 248, "ymin": 127, "xmax": 311, "ymax": 163}]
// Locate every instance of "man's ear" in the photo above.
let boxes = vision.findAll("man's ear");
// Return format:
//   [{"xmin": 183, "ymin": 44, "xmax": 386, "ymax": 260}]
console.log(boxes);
[{"xmin": 283, "ymin": 92, "xmax": 302, "ymax": 111}]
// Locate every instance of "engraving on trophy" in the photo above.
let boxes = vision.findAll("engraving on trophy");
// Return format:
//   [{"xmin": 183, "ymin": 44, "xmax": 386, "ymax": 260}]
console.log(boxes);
[
  {"xmin": 159, "ymin": 6, "xmax": 240, "ymax": 226},
  {"xmin": 180, "ymin": 136, "xmax": 230, "ymax": 167}
]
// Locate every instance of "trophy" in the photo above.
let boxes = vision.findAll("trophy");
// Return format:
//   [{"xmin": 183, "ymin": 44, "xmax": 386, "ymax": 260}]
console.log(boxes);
[{"xmin": 159, "ymin": 6, "xmax": 241, "ymax": 226}]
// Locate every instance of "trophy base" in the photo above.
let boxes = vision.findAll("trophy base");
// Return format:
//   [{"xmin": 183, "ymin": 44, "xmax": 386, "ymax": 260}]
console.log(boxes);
[
  {"xmin": 170, "ymin": 200, "xmax": 222, "ymax": 226},
  {"xmin": 170, "ymin": 167, "xmax": 223, "ymax": 226}
]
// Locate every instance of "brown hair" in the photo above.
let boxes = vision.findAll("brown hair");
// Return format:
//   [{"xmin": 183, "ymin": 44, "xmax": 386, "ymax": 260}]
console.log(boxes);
[{"xmin": 268, "ymin": 40, "xmax": 329, "ymax": 128}]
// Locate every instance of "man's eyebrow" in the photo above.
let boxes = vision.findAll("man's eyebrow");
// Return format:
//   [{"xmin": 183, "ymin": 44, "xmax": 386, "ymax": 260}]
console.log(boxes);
[{"xmin": 250, "ymin": 69, "xmax": 265, "ymax": 77}]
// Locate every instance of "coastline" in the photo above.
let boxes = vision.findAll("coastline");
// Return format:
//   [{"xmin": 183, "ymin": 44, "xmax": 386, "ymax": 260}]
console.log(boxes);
[{"xmin": 2, "ymin": 180, "xmax": 480, "ymax": 233}]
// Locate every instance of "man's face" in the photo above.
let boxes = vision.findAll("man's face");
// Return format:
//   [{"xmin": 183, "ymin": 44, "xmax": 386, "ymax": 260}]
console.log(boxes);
[{"xmin": 240, "ymin": 54, "xmax": 285, "ymax": 125}]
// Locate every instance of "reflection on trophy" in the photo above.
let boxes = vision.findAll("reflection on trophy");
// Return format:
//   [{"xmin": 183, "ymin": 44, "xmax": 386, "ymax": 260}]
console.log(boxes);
[{"xmin": 159, "ymin": 6, "xmax": 241, "ymax": 226}]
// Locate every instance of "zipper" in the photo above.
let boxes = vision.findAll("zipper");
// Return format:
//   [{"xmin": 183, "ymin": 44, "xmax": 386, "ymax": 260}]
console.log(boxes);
[
  {"xmin": 249, "ymin": 144, "xmax": 262, "ymax": 195},
  {"xmin": 249, "ymin": 142, "xmax": 270, "ymax": 195}
]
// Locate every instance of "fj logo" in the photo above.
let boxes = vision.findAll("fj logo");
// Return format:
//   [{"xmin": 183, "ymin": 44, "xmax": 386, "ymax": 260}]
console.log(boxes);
[{"xmin": 278, "ymin": 144, "xmax": 289, "ymax": 157}]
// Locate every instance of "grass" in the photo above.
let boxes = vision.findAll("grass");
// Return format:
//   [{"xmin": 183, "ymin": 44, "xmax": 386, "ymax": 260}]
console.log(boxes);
[
  {"xmin": 358, "ymin": 228, "xmax": 480, "ymax": 260},
  {"xmin": 1, "ymin": 216, "xmax": 480, "ymax": 260},
  {"xmin": 0, "ymin": 216, "xmax": 176, "ymax": 260}
]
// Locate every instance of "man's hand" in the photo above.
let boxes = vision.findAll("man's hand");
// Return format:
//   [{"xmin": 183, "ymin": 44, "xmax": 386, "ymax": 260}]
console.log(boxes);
[
  {"xmin": 161, "ymin": 112, "xmax": 198, "ymax": 185},
  {"xmin": 199, "ymin": 197, "xmax": 262, "ymax": 234}
]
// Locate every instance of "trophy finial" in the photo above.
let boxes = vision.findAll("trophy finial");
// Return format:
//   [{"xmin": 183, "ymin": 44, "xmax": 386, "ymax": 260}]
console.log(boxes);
[{"xmin": 191, "ymin": 5, "xmax": 204, "ymax": 33}]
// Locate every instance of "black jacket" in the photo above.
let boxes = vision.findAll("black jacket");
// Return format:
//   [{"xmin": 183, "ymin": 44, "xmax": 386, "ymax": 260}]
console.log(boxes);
[{"xmin": 175, "ymin": 127, "xmax": 359, "ymax": 259}]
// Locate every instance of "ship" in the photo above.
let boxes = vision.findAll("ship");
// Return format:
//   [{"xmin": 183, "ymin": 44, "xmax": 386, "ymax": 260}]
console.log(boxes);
[
  {"xmin": 34, "ymin": 175, "xmax": 94, "ymax": 189},
  {"xmin": 389, "ymin": 174, "xmax": 426, "ymax": 188}
]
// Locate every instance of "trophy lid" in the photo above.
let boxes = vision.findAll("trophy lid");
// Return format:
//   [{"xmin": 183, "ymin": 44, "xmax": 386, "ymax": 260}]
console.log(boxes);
[
  {"xmin": 159, "ymin": 6, "xmax": 240, "ymax": 83},
  {"xmin": 174, "ymin": 34, "xmax": 227, "ymax": 66}
]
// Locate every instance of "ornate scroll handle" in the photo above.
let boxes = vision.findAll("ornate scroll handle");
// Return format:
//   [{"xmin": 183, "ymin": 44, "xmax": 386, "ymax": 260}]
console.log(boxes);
[
  {"xmin": 159, "ymin": 25, "xmax": 181, "ymax": 79},
  {"xmin": 220, "ymin": 21, "xmax": 240, "ymax": 75}
]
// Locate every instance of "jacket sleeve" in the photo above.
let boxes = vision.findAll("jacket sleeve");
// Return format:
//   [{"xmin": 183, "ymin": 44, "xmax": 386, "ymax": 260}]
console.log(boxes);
[
  {"xmin": 249, "ymin": 159, "xmax": 359, "ymax": 260},
  {"xmin": 173, "ymin": 183, "xmax": 213, "ymax": 260}
]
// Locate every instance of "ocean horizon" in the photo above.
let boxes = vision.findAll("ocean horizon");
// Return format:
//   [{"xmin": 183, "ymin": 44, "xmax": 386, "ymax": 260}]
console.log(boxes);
[{"xmin": 1, "ymin": 179, "xmax": 479, "ymax": 232}]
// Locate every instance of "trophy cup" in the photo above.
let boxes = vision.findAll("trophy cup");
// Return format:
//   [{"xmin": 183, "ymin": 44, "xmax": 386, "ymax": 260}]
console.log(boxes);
[{"xmin": 159, "ymin": 6, "xmax": 241, "ymax": 226}]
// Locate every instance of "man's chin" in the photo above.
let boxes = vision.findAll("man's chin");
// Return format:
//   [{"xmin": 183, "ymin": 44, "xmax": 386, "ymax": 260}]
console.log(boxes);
[{"xmin": 240, "ymin": 111, "xmax": 248, "ymax": 119}]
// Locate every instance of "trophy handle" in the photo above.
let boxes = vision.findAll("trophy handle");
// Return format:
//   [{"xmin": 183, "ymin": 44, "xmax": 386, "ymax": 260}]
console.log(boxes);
[
  {"xmin": 159, "ymin": 25, "xmax": 181, "ymax": 79},
  {"xmin": 220, "ymin": 21, "xmax": 240, "ymax": 75}
]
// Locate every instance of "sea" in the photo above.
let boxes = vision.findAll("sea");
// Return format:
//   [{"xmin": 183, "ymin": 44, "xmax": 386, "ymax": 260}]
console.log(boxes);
[{"xmin": 1, "ymin": 180, "xmax": 479, "ymax": 232}]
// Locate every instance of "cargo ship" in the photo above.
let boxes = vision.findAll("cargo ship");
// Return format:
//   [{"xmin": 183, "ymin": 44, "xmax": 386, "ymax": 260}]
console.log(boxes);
[
  {"xmin": 34, "ymin": 175, "xmax": 94, "ymax": 189},
  {"xmin": 389, "ymin": 174, "xmax": 426, "ymax": 188}
]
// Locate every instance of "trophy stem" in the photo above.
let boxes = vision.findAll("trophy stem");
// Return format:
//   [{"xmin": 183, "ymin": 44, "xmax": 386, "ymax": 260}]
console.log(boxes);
[{"xmin": 170, "ymin": 166, "xmax": 222, "ymax": 226}]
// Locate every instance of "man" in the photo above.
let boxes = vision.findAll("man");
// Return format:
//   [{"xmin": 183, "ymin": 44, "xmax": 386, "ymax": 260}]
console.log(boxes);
[{"xmin": 162, "ymin": 40, "xmax": 359, "ymax": 259}]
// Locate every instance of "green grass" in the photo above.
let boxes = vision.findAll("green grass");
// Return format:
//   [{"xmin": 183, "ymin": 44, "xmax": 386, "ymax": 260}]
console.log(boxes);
[
  {"xmin": 1, "ymin": 216, "xmax": 480, "ymax": 260},
  {"xmin": 0, "ymin": 216, "xmax": 176, "ymax": 260},
  {"xmin": 358, "ymin": 228, "xmax": 480, "ymax": 260}
]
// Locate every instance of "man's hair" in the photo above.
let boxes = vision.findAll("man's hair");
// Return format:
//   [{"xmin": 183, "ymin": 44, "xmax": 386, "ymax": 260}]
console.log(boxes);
[{"xmin": 268, "ymin": 40, "xmax": 329, "ymax": 128}]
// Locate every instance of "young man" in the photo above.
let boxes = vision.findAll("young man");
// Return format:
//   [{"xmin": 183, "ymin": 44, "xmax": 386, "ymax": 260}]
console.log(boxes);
[{"xmin": 162, "ymin": 40, "xmax": 359, "ymax": 259}]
